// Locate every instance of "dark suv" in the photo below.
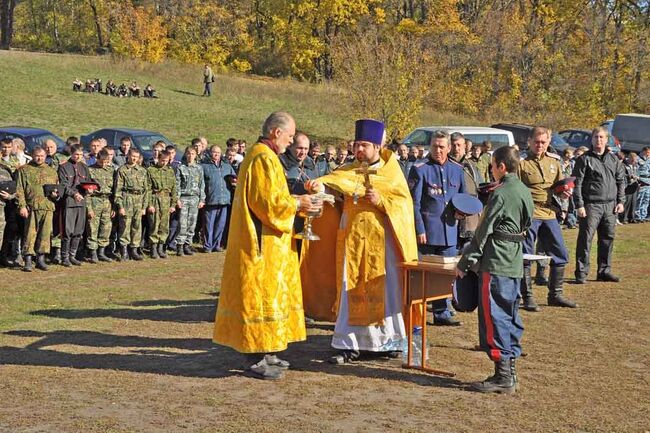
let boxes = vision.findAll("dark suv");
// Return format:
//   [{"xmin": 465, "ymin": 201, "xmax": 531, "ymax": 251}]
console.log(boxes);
[
  {"xmin": 0, "ymin": 126, "xmax": 66, "ymax": 153},
  {"xmin": 81, "ymin": 128, "xmax": 175, "ymax": 160},
  {"xmin": 491, "ymin": 123, "xmax": 570, "ymax": 153}
]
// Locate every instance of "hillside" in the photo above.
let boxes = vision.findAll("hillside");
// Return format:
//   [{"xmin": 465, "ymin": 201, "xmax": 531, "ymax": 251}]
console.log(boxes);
[{"xmin": 0, "ymin": 50, "xmax": 475, "ymax": 146}]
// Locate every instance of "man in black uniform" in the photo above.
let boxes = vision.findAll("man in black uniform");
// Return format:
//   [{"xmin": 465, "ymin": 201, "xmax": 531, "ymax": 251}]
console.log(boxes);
[
  {"xmin": 572, "ymin": 127, "xmax": 626, "ymax": 283},
  {"xmin": 58, "ymin": 145, "xmax": 91, "ymax": 266}
]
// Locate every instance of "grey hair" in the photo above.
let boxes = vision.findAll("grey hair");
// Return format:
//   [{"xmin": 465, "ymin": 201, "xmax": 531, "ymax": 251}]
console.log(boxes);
[
  {"xmin": 431, "ymin": 129, "xmax": 450, "ymax": 144},
  {"xmin": 262, "ymin": 111, "xmax": 294, "ymax": 137}
]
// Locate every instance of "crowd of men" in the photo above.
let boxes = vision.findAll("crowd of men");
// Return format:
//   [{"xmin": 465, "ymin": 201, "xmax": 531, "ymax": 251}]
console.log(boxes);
[
  {"xmin": 72, "ymin": 78, "xmax": 157, "ymax": 98},
  {"xmin": 0, "ymin": 135, "xmax": 250, "ymax": 271}
]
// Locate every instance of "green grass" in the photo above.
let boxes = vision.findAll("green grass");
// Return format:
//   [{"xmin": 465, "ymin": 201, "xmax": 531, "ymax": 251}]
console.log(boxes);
[{"xmin": 0, "ymin": 50, "xmax": 476, "ymax": 147}]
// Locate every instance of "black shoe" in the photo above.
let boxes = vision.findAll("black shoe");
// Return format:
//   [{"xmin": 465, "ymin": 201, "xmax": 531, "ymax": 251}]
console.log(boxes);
[
  {"xmin": 433, "ymin": 316, "xmax": 462, "ymax": 327},
  {"xmin": 534, "ymin": 277, "xmax": 549, "ymax": 286},
  {"xmin": 89, "ymin": 249, "xmax": 99, "ymax": 264},
  {"xmin": 328, "ymin": 350, "xmax": 360, "ymax": 364},
  {"xmin": 471, "ymin": 360, "xmax": 516, "ymax": 394},
  {"xmin": 150, "ymin": 244, "xmax": 159, "ymax": 259},
  {"xmin": 35, "ymin": 254, "xmax": 48, "ymax": 271},
  {"xmin": 183, "ymin": 244, "xmax": 194, "ymax": 256},
  {"xmin": 130, "ymin": 247, "xmax": 143, "ymax": 261},
  {"xmin": 176, "ymin": 244, "xmax": 185, "ymax": 257},
  {"xmin": 573, "ymin": 274, "xmax": 586, "ymax": 284},
  {"xmin": 158, "ymin": 244, "xmax": 167, "ymax": 258},
  {"xmin": 120, "ymin": 246, "xmax": 130, "ymax": 262},
  {"xmin": 97, "ymin": 247, "xmax": 112, "ymax": 262},
  {"xmin": 69, "ymin": 253, "xmax": 82, "ymax": 266},
  {"xmin": 50, "ymin": 247, "xmax": 61, "ymax": 265},
  {"xmin": 22, "ymin": 255, "xmax": 33, "ymax": 272},
  {"xmin": 548, "ymin": 295, "xmax": 578, "ymax": 308},
  {"xmin": 596, "ymin": 272, "xmax": 620, "ymax": 282}
]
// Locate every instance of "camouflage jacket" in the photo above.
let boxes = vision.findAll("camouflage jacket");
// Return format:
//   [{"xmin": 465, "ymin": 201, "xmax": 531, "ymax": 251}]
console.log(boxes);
[
  {"xmin": 115, "ymin": 163, "xmax": 149, "ymax": 210},
  {"xmin": 0, "ymin": 165, "xmax": 14, "ymax": 207},
  {"xmin": 88, "ymin": 164, "xmax": 116, "ymax": 213},
  {"xmin": 176, "ymin": 162, "xmax": 205, "ymax": 201},
  {"xmin": 46, "ymin": 153, "xmax": 69, "ymax": 171},
  {"xmin": 147, "ymin": 165, "xmax": 178, "ymax": 208},
  {"xmin": 16, "ymin": 162, "xmax": 58, "ymax": 211},
  {"xmin": 0, "ymin": 155, "xmax": 21, "ymax": 174}
]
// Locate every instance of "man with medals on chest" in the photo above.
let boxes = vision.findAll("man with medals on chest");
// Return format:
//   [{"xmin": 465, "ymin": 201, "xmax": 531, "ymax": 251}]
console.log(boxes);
[
  {"xmin": 408, "ymin": 130, "xmax": 466, "ymax": 326},
  {"xmin": 305, "ymin": 119, "xmax": 418, "ymax": 364}
]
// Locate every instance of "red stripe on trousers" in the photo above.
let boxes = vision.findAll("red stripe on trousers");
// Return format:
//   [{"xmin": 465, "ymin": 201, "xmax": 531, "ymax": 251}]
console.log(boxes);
[{"xmin": 481, "ymin": 271, "xmax": 501, "ymax": 362}]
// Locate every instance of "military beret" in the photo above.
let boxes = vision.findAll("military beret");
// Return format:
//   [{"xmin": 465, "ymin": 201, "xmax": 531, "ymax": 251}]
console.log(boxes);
[
  {"xmin": 78, "ymin": 180, "xmax": 101, "ymax": 193},
  {"xmin": 0, "ymin": 180, "xmax": 16, "ymax": 195},
  {"xmin": 451, "ymin": 193, "xmax": 483, "ymax": 216},
  {"xmin": 453, "ymin": 271, "xmax": 479, "ymax": 313},
  {"xmin": 43, "ymin": 184, "xmax": 64, "ymax": 196},
  {"xmin": 550, "ymin": 177, "xmax": 575, "ymax": 194}
]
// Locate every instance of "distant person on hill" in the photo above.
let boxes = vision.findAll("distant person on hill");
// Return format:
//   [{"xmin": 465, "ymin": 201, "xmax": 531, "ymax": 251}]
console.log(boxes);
[
  {"xmin": 106, "ymin": 80, "xmax": 117, "ymax": 96},
  {"xmin": 203, "ymin": 64, "xmax": 214, "ymax": 96},
  {"xmin": 117, "ymin": 83, "xmax": 128, "ymax": 97},
  {"xmin": 95, "ymin": 78, "xmax": 103, "ymax": 93},
  {"xmin": 72, "ymin": 78, "xmax": 83, "ymax": 91},
  {"xmin": 143, "ymin": 84, "xmax": 157, "ymax": 98},
  {"xmin": 129, "ymin": 81, "xmax": 141, "ymax": 97}
]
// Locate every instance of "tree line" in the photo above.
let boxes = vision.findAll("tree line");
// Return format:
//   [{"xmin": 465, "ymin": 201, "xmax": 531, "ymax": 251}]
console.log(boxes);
[{"xmin": 1, "ymin": 0, "xmax": 649, "ymax": 139}]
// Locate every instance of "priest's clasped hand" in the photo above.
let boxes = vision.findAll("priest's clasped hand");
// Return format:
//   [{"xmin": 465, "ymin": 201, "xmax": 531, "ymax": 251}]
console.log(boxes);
[
  {"xmin": 364, "ymin": 186, "xmax": 381, "ymax": 206},
  {"xmin": 297, "ymin": 195, "xmax": 323, "ymax": 214}
]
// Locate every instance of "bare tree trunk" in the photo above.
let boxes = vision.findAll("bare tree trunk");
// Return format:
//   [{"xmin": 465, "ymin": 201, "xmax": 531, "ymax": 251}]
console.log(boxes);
[
  {"xmin": 88, "ymin": 0, "xmax": 105, "ymax": 49},
  {"xmin": 0, "ymin": 0, "xmax": 17, "ymax": 49}
]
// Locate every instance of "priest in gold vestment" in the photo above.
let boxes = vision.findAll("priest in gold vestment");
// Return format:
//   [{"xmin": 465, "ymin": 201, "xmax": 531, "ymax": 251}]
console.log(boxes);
[
  {"xmin": 307, "ymin": 119, "xmax": 418, "ymax": 364},
  {"xmin": 213, "ymin": 112, "xmax": 322, "ymax": 380}
]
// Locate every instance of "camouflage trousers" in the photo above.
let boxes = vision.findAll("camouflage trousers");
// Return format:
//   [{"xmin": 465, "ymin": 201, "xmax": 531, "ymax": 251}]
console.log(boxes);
[
  {"xmin": 176, "ymin": 195, "xmax": 200, "ymax": 246},
  {"xmin": 118, "ymin": 193, "xmax": 145, "ymax": 247},
  {"xmin": 23, "ymin": 209, "xmax": 53, "ymax": 255},
  {"xmin": 87, "ymin": 196, "xmax": 113, "ymax": 250},
  {"xmin": 148, "ymin": 193, "xmax": 172, "ymax": 245}
]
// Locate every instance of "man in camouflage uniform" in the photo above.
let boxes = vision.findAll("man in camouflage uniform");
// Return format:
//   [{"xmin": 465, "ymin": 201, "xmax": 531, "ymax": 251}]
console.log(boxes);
[
  {"xmin": 175, "ymin": 145, "xmax": 205, "ymax": 256},
  {"xmin": 0, "ymin": 163, "xmax": 15, "ymax": 260},
  {"xmin": 1, "ymin": 138, "xmax": 21, "ymax": 266},
  {"xmin": 518, "ymin": 126, "xmax": 577, "ymax": 311},
  {"xmin": 115, "ymin": 148, "xmax": 149, "ymax": 261},
  {"xmin": 15, "ymin": 147, "xmax": 59, "ymax": 272},
  {"xmin": 146, "ymin": 150, "xmax": 179, "ymax": 259},
  {"xmin": 87, "ymin": 149, "xmax": 115, "ymax": 263},
  {"xmin": 58, "ymin": 145, "xmax": 91, "ymax": 267}
]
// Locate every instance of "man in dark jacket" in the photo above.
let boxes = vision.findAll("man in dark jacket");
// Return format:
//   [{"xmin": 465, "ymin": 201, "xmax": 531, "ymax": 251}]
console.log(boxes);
[
  {"xmin": 58, "ymin": 145, "xmax": 91, "ymax": 266},
  {"xmin": 202, "ymin": 145, "xmax": 235, "ymax": 252},
  {"xmin": 572, "ymin": 127, "xmax": 626, "ymax": 283}
]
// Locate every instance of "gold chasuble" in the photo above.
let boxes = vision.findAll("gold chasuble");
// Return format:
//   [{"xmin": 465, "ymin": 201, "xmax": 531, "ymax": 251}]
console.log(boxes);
[
  {"xmin": 213, "ymin": 143, "xmax": 306, "ymax": 353},
  {"xmin": 305, "ymin": 148, "xmax": 418, "ymax": 326}
]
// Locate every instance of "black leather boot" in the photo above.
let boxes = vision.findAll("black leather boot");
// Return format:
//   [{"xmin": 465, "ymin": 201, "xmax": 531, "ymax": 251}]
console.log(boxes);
[
  {"xmin": 176, "ymin": 244, "xmax": 184, "ymax": 257},
  {"xmin": 120, "ymin": 245, "xmax": 130, "ymax": 261},
  {"xmin": 158, "ymin": 243, "xmax": 168, "ymax": 258},
  {"xmin": 548, "ymin": 265, "xmax": 577, "ymax": 308},
  {"xmin": 50, "ymin": 247, "xmax": 61, "ymax": 265},
  {"xmin": 69, "ymin": 238, "xmax": 82, "ymax": 266},
  {"xmin": 130, "ymin": 246, "xmax": 143, "ymax": 261},
  {"xmin": 36, "ymin": 254, "xmax": 48, "ymax": 271},
  {"xmin": 89, "ymin": 249, "xmax": 99, "ymax": 264},
  {"xmin": 150, "ymin": 243, "xmax": 159, "ymax": 259},
  {"xmin": 61, "ymin": 239, "xmax": 71, "ymax": 267},
  {"xmin": 471, "ymin": 359, "xmax": 516, "ymax": 394},
  {"xmin": 183, "ymin": 244, "xmax": 194, "ymax": 256},
  {"xmin": 97, "ymin": 247, "xmax": 112, "ymax": 262},
  {"xmin": 534, "ymin": 262, "xmax": 549, "ymax": 285},
  {"xmin": 521, "ymin": 266, "xmax": 540, "ymax": 312},
  {"xmin": 22, "ymin": 255, "xmax": 33, "ymax": 272}
]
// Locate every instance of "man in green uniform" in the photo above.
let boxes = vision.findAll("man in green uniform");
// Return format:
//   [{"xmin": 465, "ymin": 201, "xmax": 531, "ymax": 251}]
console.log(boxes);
[
  {"xmin": 115, "ymin": 148, "xmax": 149, "ymax": 261},
  {"xmin": 517, "ymin": 126, "xmax": 577, "ymax": 311},
  {"xmin": 0, "ymin": 138, "xmax": 20, "ymax": 266},
  {"xmin": 146, "ymin": 150, "xmax": 179, "ymax": 259},
  {"xmin": 87, "ymin": 149, "xmax": 116, "ymax": 263},
  {"xmin": 15, "ymin": 147, "xmax": 59, "ymax": 272},
  {"xmin": 457, "ymin": 145, "xmax": 534, "ymax": 394}
]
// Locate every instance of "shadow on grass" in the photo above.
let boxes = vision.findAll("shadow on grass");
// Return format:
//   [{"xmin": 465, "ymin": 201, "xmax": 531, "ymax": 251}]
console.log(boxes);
[
  {"xmin": 172, "ymin": 89, "xmax": 201, "ymax": 97},
  {"xmin": 31, "ymin": 298, "xmax": 217, "ymax": 323},
  {"xmin": 0, "ymin": 331, "xmax": 465, "ymax": 388}
]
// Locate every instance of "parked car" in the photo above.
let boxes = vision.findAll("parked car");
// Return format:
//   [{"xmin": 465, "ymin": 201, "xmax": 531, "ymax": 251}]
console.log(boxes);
[
  {"xmin": 402, "ymin": 126, "xmax": 515, "ymax": 151},
  {"xmin": 558, "ymin": 128, "xmax": 621, "ymax": 153},
  {"xmin": 81, "ymin": 128, "xmax": 176, "ymax": 160},
  {"xmin": 491, "ymin": 123, "xmax": 570, "ymax": 153},
  {"xmin": 611, "ymin": 113, "xmax": 650, "ymax": 153},
  {"xmin": 0, "ymin": 126, "xmax": 66, "ymax": 153}
]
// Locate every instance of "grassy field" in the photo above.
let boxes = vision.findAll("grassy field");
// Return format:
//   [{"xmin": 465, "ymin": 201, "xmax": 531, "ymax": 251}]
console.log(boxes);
[
  {"xmin": 0, "ymin": 51, "xmax": 648, "ymax": 432},
  {"xmin": 0, "ymin": 50, "xmax": 475, "ymax": 147}
]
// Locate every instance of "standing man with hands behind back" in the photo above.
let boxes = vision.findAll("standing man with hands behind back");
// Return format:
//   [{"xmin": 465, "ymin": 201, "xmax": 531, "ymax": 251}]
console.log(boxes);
[{"xmin": 572, "ymin": 127, "xmax": 626, "ymax": 284}]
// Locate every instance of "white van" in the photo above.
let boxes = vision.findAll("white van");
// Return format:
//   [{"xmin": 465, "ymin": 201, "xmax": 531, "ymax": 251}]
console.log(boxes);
[
  {"xmin": 612, "ymin": 114, "xmax": 650, "ymax": 153},
  {"xmin": 402, "ymin": 126, "xmax": 515, "ymax": 150}
]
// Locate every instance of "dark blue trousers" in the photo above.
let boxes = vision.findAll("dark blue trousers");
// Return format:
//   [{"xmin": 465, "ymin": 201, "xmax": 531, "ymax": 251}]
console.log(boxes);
[
  {"xmin": 523, "ymin": 218, "xmax": 569, "ymax": 266},
  {"xmin": 418, "ymin": 244, "xmax": 456, "ymax": 320},
  {"xmin": 478, "ymin": 272, "xmax": 524, "ymax": 361},
  {"xmin": 203, "ymin": 204, "xmax": 228, "ymax": 251}
]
